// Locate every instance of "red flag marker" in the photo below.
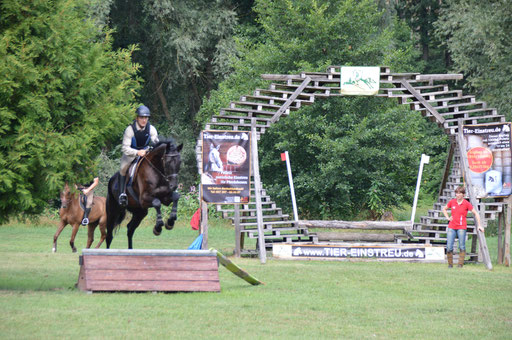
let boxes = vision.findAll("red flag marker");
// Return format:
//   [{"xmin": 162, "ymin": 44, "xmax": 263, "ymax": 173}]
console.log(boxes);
[{"xmin": 280, "ymin": 152, "xmax": 286, "ymax": 161}]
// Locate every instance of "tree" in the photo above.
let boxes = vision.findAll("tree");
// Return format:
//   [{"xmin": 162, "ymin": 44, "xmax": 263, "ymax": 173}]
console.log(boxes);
[
  {"xmin": 199, "ymin": 0, "xmax": 446, "ymax": 219},
  {"xmin": 436, "ymin": 0, "xmax": 512, "ymax": 121},
  {"xmin": 108, "ymin": 0, "xmax": 240, "ymax": 188},
  {"xmin": 0, "ymin": 0, "xmax": 141, "ymax": 222}
]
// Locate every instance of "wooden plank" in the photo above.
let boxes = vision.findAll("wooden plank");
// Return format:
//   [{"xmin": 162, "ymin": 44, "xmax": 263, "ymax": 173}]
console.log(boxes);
[
  {"xmin": 214, "ymin": 248, "xmax": 264, "ymax": 285},
  {"xmin": 84, "ymin": 269, "xmax": 219, "ymax": 281},
  {"xmin": 298, "ymin": 220, "xmax": 411, "ymax": 230},
  {"xmin": 84, "ymin": 280, "xmax": 220, "ymax": 292},
  {"xmin": 83, "ymin": 255, "xmax": 218, "ymax": 271}
]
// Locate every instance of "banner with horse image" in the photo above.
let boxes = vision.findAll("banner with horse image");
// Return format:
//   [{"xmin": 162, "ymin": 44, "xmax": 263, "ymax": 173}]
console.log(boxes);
[
  {"xmin": 463, "ymin": 122, "xmax": 512, "ymax": 198},
  {"xmin": 340, "ymin": 66, "xmax": 380, "ymax": 95},
  {"xmin": 201, "ymin": 130, "xmax": 251, "ymax": 203}
]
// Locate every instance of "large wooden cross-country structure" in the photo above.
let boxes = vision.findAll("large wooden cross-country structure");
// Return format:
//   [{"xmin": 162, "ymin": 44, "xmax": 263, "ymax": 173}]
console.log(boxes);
[{"xmin": 197, "ymin": 66, "xmax": 511, "ymax": 266}]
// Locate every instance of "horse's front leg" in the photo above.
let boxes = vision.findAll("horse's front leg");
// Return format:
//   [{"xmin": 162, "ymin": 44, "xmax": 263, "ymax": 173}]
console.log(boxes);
[
  {"xmin": 53, "ymin": 220, "xmax": 67, "ymax": 253},
  {"xmin": 69, "ymin": 223, "xmax": 80, "ymax": 253},
  {"xmin": 165, "ymin": 191, "xmax": 180, "ymax": 230},
  {"xmin": 151, "ymin": 198, "xmax": 164, "ymax": 236}
]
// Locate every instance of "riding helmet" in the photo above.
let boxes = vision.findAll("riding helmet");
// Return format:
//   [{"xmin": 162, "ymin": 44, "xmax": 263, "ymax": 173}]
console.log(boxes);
[{"xmin": 136, "ymin": 105, "xmax": 151, "ymax": 117}]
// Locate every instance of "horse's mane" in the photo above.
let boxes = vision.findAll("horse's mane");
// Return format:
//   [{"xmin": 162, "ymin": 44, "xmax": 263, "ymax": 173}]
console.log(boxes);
[{"xmin": 152, "ymin": 137, "xmax": 177, "ymax": 149}]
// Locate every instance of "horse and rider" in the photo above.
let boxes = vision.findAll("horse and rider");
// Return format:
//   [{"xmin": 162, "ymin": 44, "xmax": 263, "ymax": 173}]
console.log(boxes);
[
  {"xmin": 57, "ymin": 105, "xmax": 182, "ymax": 250},
  {"xmin": 105, "ymin": 105, "xmax": 182, "ymax": 249}
]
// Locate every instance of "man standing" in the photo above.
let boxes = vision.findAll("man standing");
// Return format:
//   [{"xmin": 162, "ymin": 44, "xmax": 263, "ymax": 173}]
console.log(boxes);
[{"xmin": 118, "ymin": 105, "xmax": 159, "ymax": 206}]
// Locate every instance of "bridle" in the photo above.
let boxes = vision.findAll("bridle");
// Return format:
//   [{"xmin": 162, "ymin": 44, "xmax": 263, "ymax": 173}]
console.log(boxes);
[{"xmin": 141, "ymin": 151, "xmax": 180, "ymax": 184}]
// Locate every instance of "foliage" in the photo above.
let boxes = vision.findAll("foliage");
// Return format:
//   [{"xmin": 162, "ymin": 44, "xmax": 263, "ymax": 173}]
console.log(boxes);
[
  {"xmin": 259, "ymin": 99, "xmax": 447, "ymax": 219},
  {"xmin": 109, "ymin": 0, "xmax": 240, "ymax": 189},
  {"xmin": 0, "ymin": 0, "xmax": 141, "ymax": 223},
  {"xmin": 394, "ymin": 0, "xmax": 448, "ymax": 74},
  {"xmin": 436, "ymin": 0, "xmax": 512, "ymax": 120},
  {"xmin": 199, "ymin": 0, "xmax": 442, "ymax": 219}
]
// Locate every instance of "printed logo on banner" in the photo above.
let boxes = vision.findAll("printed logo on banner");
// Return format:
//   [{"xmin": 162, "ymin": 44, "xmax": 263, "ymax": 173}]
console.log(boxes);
[
  {"xmin": 463, "ymin": 123, "xmax": 512, "ymax": 198},
  {"xmin": 201, "ymin": 130, "xmax": 251, "ymax": 204},
  {"xmin": 340, "ymin": 66, "xmax": 380, "ymax": 95}
]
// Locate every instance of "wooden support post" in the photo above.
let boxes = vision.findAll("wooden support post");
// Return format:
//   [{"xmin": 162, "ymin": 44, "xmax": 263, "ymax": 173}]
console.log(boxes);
[
  {"xmin": 457, "ymin": 120, "xmax": 492, "ymax": 270},
  {"xmin": 439, "ymin": 140, "xmax": 455, "ymax": 199},
  {"xmin": 505, "ymin": 196, "xmax": 512, "ymax": 266},
  {"xmin": 200, "ymin": 199, "xmax": 208, "ymax": 250},
  {"xmin": 251, "ymin": 119, "xmax": 266, "ymax": 264},
  {"xmin": 498, "ymin": 212, "xmax": 503, "ymax": 264},
  {"xmin": 234, "ymin": 204, "xmax": 241, "ymax": 257}
]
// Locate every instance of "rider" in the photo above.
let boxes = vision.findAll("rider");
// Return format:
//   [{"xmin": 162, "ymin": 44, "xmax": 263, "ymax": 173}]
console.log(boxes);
[
  {"xmin": 118, "ymin": 105, "xmax": 159, "ymax": 206},
  {"xmin": 78, "ymin": 177, "xmax": 99, "ymax": 225}
]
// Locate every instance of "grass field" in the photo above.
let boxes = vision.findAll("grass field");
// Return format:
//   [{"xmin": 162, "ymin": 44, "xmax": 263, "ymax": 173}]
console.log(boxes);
[{"xmin": 1, "ymin": 216, "xmax": 512, "ymax": 339}]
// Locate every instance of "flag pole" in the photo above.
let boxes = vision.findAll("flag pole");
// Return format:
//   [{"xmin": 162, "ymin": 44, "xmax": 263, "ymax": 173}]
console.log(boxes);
[{"xmin": 282, "ymin": 151, "xmax": 299, "ymax": 222}]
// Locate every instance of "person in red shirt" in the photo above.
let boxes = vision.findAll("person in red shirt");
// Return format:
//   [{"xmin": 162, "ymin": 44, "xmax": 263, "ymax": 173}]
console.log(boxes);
[{"xmin": 442, "ymin": 186, "xmax": 484, "ymax": 268}]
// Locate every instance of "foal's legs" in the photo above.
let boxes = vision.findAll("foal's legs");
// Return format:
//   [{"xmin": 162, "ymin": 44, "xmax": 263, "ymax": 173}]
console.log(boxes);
[
  {"xmin": 96, "ymin": 221, "xmax": 107, "ymax": 248},
  {"xmin": 53, "ymin": 220, "xmax": 67, "ymax": 253},
  {"xmin": 69, "ymin": 223, "xmax": 80, "ymax": 253},
  {"xmin": 86, "ymin": 222, "xmax": 98, "ymax": 248}
]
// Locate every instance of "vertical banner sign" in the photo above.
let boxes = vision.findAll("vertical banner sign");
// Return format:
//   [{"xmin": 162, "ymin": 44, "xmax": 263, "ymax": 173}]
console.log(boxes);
[
  {"xmin": 340, "ymin": 66, "xmax": 380, "ymax": 95},
  {"xmin": 463, "ymin": 122, "xmax": 512, "ymax": 198},
  {"xmin": 201, "ymin": 130, "xmax": 251, "ymax": 203}
]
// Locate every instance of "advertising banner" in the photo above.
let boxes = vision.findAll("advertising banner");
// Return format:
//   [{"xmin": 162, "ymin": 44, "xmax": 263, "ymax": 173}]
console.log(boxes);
[
  {"xmin": 201, "ymin": 130, "xmax": 251, "ymax": 203},
  {"xmin": 463, "ymin": 122, "xmax": 512, "ymax": 198},
  {"xmin": 340, "ymin": 66, "xmax": 380, "ymax": 95},
  {"xmin": 273, "ymin": 244, "xmax": 445, "ymax": 261}
]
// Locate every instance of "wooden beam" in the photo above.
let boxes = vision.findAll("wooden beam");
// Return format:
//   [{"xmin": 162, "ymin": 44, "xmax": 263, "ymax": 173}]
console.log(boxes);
[
  {"xmin": 400, "ymin": 79, "xmax": 446, "ymax": 124},
  {"xmin": 439, "ymin": 139, "xmax": 455, "ymax": 198},
  {"xmin": 416, "ymin": 74, "xmax": 463, "ymax": 81},
  {"xmin": 251, "ymin": 119, "xmax": 266, "ymax": 264},
  {"xmin": 270, "ymin": 76, "xmax": 312, "ymax": 123},
  {"xmin": 298, "ymin": 220, "xmax": 412, "ymax": 230}
]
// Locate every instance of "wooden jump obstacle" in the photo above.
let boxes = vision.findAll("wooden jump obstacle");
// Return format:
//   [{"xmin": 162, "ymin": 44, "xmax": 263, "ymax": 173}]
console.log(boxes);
[
  {"xmin": 77, "ymin": 249, "xmax": 220, "ymax": 292},
  {"xmin": 298, "ymin": 220, "xmax": 413, "ymax": 243}
]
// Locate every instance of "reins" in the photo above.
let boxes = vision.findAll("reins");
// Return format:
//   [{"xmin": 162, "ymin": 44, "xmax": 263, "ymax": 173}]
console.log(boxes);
[{"xmin": 139, "ymin": 150, "xmax": 180, "ymax": 184}]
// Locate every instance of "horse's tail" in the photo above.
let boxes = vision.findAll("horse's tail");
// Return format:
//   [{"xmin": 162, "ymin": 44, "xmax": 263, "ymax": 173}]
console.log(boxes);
[{"xmin": 106, "ymin": 173, "xmax": 126, "ymax": 233}]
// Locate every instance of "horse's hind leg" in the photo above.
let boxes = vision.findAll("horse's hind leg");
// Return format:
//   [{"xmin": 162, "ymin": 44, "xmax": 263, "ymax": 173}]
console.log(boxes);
[
  {"xmin": 96, "ymin": 220, "xmax": 107, "ymax": 248},
  {"xmin": 127, "ymin": 210, "xmax": 147, "ymax": 249},
  {"xmin": 53, "ymin": 220, "xmax": 67, "ymax": 253},
  {"xmin": 165, "ymin": 191, "xmax": 180, "ymax": 230},
  {"xmin": 69, "ymin": 223, "xmax": 80, "ymax": 253}
]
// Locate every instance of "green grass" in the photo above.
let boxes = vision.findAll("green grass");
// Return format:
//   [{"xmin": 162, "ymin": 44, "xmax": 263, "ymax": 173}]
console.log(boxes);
[{"xmin": 1, "ymin": 217, "xmax": 512, "ymax": 339}]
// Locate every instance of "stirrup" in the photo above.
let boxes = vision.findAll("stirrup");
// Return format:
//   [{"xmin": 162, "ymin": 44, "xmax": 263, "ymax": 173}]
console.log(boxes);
[
  {"xmin": 119, "ymin": 193, "xmax": 128, "ymax": 206},
  {"xmin": 81, "ymin": 218, "xmax": 89, "ymax": 226}
]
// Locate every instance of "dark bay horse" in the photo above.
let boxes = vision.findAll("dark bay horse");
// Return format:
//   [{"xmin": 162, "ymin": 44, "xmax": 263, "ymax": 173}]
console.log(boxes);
[
  {"xmin": 106, "ymin": 139, "xmax": 182, "ymax": 249},
  {"xmin": 53, "ymin": 183, "xmax": 107, "ymax": 252}
]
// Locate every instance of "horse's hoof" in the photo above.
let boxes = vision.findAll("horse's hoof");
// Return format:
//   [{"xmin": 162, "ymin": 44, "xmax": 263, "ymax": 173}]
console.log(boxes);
[
  {"xmin": 72, "ymin": 248, "xmax": 77, "ymax": 253},
  {"xmin": 153, "ymin": 226, "xmax": 161, "ymax": 236},
  {"xmin": 165, "ymin": 221, "xmax": 174, "ymax": 230},
  {"xmin": 52, "ymin": 248, "xmax": 56, "ymax": 253}
]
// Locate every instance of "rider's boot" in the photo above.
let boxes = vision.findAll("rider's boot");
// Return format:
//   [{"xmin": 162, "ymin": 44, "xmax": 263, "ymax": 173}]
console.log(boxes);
[
  {"xmin": 457, "ymin": 251, "xmax": 465, "ymax": 268},
  {"xmin": 81, "ymin": 208, "xmax": 91, "ymax": 225},
  {"xmin": 119, "ymin": 175, "xmax": 128, "ymax": 207},
  {"xmin": 447, "ymin": 251, "xmax": 453, "ymax": 268}
]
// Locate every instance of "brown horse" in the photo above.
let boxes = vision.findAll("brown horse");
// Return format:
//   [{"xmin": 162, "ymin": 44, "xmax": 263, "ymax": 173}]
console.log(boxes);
[{"xmin": 53, "ymin": 183, "xmax": 107, "ymax": 253}]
